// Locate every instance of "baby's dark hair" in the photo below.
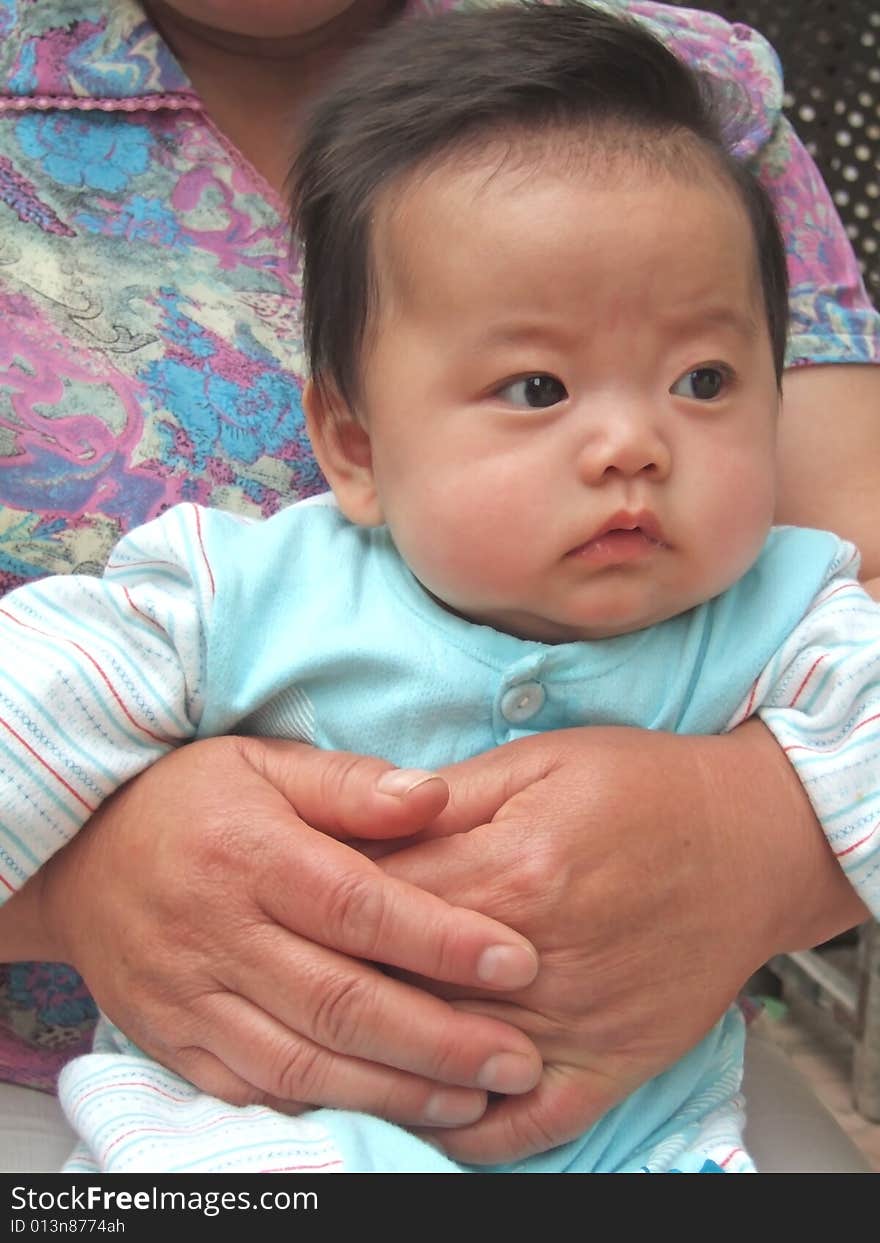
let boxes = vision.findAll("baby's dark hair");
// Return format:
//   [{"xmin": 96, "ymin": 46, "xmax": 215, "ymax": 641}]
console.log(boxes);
[{"xmin": 291, "ymin": 1, "xmax": 789, "ymax": 408}]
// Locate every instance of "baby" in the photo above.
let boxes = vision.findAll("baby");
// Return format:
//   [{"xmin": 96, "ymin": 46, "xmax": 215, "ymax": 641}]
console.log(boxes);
[{"xmin": 1, "ymin": 2, "xmax": 879, "ymax": 1173}]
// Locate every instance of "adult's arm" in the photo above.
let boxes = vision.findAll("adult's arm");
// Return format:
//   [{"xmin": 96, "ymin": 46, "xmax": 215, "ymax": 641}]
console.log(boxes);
[
  {"xmin": 776, "ymin": 365, "xmax": 880, "ymax": 579},
  {"xmin": 0, "ymin": 735, "xmax": 542, "ymax": 1125}
]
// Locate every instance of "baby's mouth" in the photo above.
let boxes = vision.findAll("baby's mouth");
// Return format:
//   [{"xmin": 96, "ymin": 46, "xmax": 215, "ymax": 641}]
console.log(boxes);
[{"xmin": 568, "ymin": 510, "xmax": 668, "ymax": 562}]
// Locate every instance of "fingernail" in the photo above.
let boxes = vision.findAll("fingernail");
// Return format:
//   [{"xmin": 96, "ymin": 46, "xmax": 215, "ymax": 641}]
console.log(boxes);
[
  {"xmin": 375, "ymin": 768, "xmax": 441, "ymax": 797},
  {"xmin": 422, "ymin": 1089, "xmax": 486, "ymax": 1126},
  {"xmin": 477, "ymin": 944, "xmax": 539, "ymax": 989},
  {"xmin": 476, "ymin": 1053, "xmax": 540, "ymax": 1094}
]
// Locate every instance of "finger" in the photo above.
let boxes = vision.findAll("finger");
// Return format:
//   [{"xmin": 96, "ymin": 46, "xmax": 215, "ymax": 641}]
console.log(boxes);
[
  {"xmin": 176, "ymin": 1042, "xmax": 488, "ymax": 1129},
  {"xmin": 258, "ymin": 821, "xmax": 540, "ymax": 991},
  {"xmin": 218, "ymin": 927, "xmax": 543, "ymax": 1094},
  {"xmin": 420, "ymin": 1064, "xmax": 619, "ymax": 1164},
  {"xmin": 177, "ymin": 998, "xmax": 498, "ymax": 1128},
  {"xmin": 241, "ymin": 737, "xmax": 450, "ymax": 840}
]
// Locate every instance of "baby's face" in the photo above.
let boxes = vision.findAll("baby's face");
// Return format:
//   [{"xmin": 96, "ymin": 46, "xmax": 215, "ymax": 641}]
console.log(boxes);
[{"xmin": 339, "ymin": 152, "xmax": 780, "ymax": 642}]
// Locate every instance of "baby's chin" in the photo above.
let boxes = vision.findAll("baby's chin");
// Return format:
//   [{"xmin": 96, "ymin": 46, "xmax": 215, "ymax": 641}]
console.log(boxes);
[
  {"xmin": 427, "ymin": 576, "xmax": 734, "ymax": 644},
  {"xmin": 464, "ymin": 592, "xmax": 715, "ymax": 644},
  {"xmin": 454, "ymin": 605, "xmax": 669, "ymax": 645}
]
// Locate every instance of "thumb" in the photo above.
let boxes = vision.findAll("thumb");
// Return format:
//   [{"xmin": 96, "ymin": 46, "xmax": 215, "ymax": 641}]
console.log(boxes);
[{"xmin": 237, "ymin": 736, "xmax": 450, "ymax": 840}]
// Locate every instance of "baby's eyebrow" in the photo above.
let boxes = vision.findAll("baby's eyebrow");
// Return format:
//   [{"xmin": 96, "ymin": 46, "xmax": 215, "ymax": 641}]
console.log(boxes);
[
  {"xmin": 662, "ymin": 304, "xmax": 762, "ymax": 341},
  {"xmin": 473, "ymin": 320, "xmax": 581, "ymax": 351}
]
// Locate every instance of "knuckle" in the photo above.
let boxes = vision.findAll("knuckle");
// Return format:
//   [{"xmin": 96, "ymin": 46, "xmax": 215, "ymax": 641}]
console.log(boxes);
[
  {"xmin": 412, "ymin": 917, "xmax": 460, "ymax": 983},
  {"xmin": 426, "ymin": 1037, "xmax": 473, "ymax": 1085},
  {"xmin": 497, "ymin": 830, "xmax": 552, "ymax": 892},
  {"xmin": 309, "ymin": 969, "xmax": 379, "ymax": 1051},
  {"xmin": 268, "ymin": 1037, "xmax": 328, "ymax": 1102},
  {"xmin": 504, "ymin": 839, "xmax": 568, "ymax": 912},
  {"xmin": 504, "ymin": 1106, "xmax": 561, "ymax": 1158},
  {"xmin": 322, "ymin": 868, "xmax": 387, "ymax": 948},
  {"xmin": 319, "ymin": 751, "xmax": 373, "ymax": 818}
]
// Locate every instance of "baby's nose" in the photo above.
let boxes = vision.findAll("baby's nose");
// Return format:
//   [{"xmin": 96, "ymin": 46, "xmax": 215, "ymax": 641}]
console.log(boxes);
[{"xmin": 575, "ymin": 409, "xmax": 671, "ymax": 484}]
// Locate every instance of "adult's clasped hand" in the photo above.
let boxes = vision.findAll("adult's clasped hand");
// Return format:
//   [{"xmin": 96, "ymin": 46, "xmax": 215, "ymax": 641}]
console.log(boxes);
[
  {"xmin": 380, "ymin": 721, "xmax": 866, "ymax": 1163},
  {"xmin": 31, "ymin": 735, "xmax": 542, "ymax": 1130}
]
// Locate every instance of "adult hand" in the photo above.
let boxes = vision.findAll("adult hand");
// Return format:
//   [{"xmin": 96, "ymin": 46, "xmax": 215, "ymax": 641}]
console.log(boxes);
[
  {"xmin": 23, "ymin": 736, "xmax": 542, "ymax": 1127},
  {"xmin": 381, "ymin": 721, "xmax": 868, "ymax": 1163}
]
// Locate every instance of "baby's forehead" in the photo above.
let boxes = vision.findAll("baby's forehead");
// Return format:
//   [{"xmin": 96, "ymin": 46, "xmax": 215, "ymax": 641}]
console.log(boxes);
[{"xmin": 370, "ymin": 129, "xmax": 760, "ymax": 308}]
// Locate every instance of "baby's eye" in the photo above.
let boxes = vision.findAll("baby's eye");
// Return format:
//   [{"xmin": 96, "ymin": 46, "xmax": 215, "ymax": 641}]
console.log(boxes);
[
  {"xmin": 670, "ymin": 366, "xmax": 729, "ymax": 401},
  {"xmin": 497, "ymin": 374, "xmax": 568, "ymax": 409}
]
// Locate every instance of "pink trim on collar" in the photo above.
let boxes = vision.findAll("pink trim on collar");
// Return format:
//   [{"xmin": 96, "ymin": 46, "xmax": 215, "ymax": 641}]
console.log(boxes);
[{"xmin": 0, "ymin": 94, "xmax": 200, "ymax": 114}]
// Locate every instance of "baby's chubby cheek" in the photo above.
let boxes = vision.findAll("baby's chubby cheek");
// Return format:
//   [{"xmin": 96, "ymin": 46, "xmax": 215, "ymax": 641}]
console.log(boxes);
[
  {"xmin": 386, "ymin": 482, "xmax": 525, "ymax": 601},
  {"xmin": 696, "ymin": 473, "xmax": 776, "ymax": 593},
  {"xmin": 407, "ymin": 532, "xmax": 511, "ymax": 610}
]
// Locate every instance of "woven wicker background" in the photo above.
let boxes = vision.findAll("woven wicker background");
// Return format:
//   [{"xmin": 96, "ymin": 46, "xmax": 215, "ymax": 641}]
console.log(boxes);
[{"xmin": 666, "ymin": 1, "xmax": 880, "ymax": 299}]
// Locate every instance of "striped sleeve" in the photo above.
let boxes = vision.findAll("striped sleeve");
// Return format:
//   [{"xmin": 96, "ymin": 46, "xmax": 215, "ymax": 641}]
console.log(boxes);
[
  {"xmin": 0, "ymin": 503, "xmax": 217, "ymax": 899},
  {"xmin": 736, "ymin": 562, "xmax": 880, "ymax": 916}
]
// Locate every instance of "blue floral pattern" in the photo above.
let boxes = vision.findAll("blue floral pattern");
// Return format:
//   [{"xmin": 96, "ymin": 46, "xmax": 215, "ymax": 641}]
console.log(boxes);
[
  {"xmin": 15, "ymin": 111, "xmax": 152, "ymax": 193},
  {"xmin": 7, "ymin": 963, "xmax": 98, "ymax": 1029}
]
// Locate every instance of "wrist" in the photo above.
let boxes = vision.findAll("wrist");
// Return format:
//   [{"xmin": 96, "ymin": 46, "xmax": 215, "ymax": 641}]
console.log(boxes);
[
  {"xmin": 715, "ymin": 720, "xmax": 869, "ymax": 957},
  {"xmin": 0, "ymin": 864, "xmax": 71, "ymax": 964}
]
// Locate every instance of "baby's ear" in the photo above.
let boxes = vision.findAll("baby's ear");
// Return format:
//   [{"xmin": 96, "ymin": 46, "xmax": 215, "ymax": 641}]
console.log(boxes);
[{"xmin": 303, "ymin": 380, "xmax": 384, "ymax": 526}]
